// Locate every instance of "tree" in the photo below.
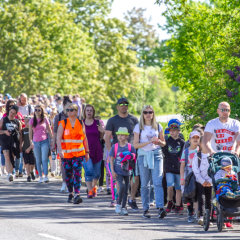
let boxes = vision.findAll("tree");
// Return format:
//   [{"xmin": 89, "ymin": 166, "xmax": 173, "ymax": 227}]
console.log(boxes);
[{"xmin": 161, "ymin": 0, "xmax": 240, "ymax": 126}]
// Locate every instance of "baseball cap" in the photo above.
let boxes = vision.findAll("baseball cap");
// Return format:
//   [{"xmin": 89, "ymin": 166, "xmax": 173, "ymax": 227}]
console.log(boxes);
[
  {"xmin": 42, "ymin": 94, "xmax": 47, "ymax": 98},
  {"xmin": 189, "ymin": 131, "xmax": 201, "ymax": 138},
  {"xmin": 168, "ymin": 119, "xmax": 184, "ymax": 126},
  {"xmin": 221, "ymin": 157, "xmax": 232, "ymax": 168},
  {"xmin": 166, "ymin": 123, "xmax": 181, "ymax": 131},
  {"xmin": 117, "ymin": 97, "xmax": 129, "ymax": 105}
]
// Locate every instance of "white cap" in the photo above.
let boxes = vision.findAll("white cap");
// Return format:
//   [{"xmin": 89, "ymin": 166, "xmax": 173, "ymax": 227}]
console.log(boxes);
[
  {"xmin": 190, "ymin": 131, "xmax": 201, "ymax": 138},
  {"xmin": 42, "ymin": 94, "xmax": 47, "ymax": 98}
]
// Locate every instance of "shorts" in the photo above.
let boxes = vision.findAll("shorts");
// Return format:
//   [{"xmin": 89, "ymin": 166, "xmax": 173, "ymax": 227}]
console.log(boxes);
[
  {"xmin": 166, "ymin": 172, "xmax": 181, "ymax": 190},
  {"xmin": 23, "ymin": 151, "xmax": 35, "ymax": 165}
]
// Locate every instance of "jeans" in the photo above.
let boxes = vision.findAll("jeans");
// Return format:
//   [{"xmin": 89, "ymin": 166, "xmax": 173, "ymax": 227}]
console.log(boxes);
[
  {"xmin": 33, "ymin": 139, "xmax": 49, "ymax": 177},
  {"xmin": 15, "ymin": 153, "xmax": 23, "ymax": 173},
  {"xmin": 138, "ymin": 151, "xmax": 164, "ymax": 210},
  {"xmin": 150, "ymin": 177, "xmax": 155, "ymax": 203},
  {"xmin": 83, "ymin": 158, "xmax": 102, "ymax": 182},
  {"xmin": 166, "ymin": 172, "xmax": 181, "ymax": 190},
  {"xmin": 0, "ymin": 146, "xmax": 5, "ymax": 166}
]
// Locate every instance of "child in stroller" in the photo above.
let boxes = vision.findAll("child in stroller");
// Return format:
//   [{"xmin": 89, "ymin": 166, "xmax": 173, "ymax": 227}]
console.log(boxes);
[{"xmin": 214, "ymin": 157, "xmax": 240, "ymax": 201}]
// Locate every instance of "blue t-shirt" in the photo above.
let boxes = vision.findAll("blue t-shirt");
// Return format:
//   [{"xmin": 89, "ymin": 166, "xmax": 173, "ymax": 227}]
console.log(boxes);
[{"xmin": 109, "ymin": 143, "xmax": 136, "ymax": 176}]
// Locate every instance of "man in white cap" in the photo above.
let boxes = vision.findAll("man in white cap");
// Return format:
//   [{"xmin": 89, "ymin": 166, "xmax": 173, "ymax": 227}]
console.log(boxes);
[{"xmin": 203, "ymin": 101, "xmax": 240, "ymax": 156}]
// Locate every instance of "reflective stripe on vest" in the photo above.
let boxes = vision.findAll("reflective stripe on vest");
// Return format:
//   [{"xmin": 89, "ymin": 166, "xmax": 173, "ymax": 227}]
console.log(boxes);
[
  {"xmin": 62, "ymin": 147, "xmax": 85, "ymax": 153},
  {"xmin": 61, "ymin": 139, "xmax": 83, "ymax": 143}
]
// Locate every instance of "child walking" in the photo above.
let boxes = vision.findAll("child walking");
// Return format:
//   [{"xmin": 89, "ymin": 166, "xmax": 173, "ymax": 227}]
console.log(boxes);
[
  {"xmin": 22, "ymin": 116, "xmax": 36, "ymax": 182},
  {"xmin": 180, "ymin": 131, "xmax": 202, "ymax": 222},
  {"xmin": 109, "ymin": 127, "xmax": 136, "ymax": 215}
]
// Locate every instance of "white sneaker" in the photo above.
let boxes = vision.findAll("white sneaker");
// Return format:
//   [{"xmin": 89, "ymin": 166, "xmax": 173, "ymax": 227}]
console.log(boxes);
[
  {"xmin": 7, "ymin": 174, "xmax": 14, "ymax": 182},
  {"xmin": 98, "ymin": 187, "xmax": 104, "ymax": 193},
  {"xmin": 39, "ymin": 177, "xmax": 44, "ymax": 183},
  {"xmin": 198, "ymin": 216, "xmax": 203, "ymax": 226},
  {"xmin": 121, "ymin": 208, "xmax": 128, "ymax": 215},
  {"xmin": 44, "ymin": 176, "xmax": 49, "ymax": 183},
  {"xmin": 115, "ymin": 204, "xmax": 122, "ymax": 214},
  {"xmin": 60, "ymin": 182, "xmax": 67, "ymax": 192},
  {"xmin": 15, "ymin": 171, "xmax": 19, "ymax": 178}
]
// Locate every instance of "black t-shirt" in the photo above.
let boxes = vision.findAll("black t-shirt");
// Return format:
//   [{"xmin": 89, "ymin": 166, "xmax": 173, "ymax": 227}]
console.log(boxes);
[
  {"xmin": 22, "ymin": 127, "xmax": 32, "ymax": 152},
  {"xmin": 106, "ymin": 114, "xmax": 139, "ymax": 144}
]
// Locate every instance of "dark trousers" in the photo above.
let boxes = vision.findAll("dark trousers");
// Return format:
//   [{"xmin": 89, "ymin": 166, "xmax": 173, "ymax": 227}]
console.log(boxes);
[
  {"xmin": 196, "ymin": 182, "xmax": 212, "ymax": 216},
  {"xmin": 99, "ymin": 159, "xmax": 104, "ymax": 187},
  {"xmin": 117, "ymin": 175, "xmax": 130, "ymax": 208}
]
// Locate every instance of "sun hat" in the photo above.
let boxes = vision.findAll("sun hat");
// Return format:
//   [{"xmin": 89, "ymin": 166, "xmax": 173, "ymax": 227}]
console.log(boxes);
[
  {"xmin": 221, "ymin": 157, "xmax": 232, "ymax": 168},
  {"xmin": 166, "ymin": 123, "xmax": 180, "ymax": 131},
  {"xmin": 116, "ymin": 127, "xmax": 129, "ymax": 135},
  {"xmin": 189, "ymin": 131, "xmax": 201, "ymax": 138}
]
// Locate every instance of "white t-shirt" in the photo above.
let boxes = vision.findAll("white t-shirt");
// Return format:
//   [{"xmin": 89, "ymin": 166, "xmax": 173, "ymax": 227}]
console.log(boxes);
[
  {"xmin": 133, "ymin": 123, "xmax": 163, "ymax": 151},
  {"xmin": 18, "ymin": 104, "xmax": 34, "ymax": 116},
  {"xmin": 205, "ymin": 117, "xmax": 240, "ymax": 153}
]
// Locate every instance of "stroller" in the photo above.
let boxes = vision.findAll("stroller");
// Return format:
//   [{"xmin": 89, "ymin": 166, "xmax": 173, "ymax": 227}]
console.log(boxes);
[{"xmin": 203, "ymin": 152, "xmax": 240, "ymax": 232}]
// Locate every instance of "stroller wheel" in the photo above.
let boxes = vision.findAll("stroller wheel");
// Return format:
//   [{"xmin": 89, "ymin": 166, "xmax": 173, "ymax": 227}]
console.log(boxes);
[
  {"xmin": 203, "ymin": 209, "xmax": 210, "ymax": 231},
  {"xmin": 217, "ymin": 207, "xmax": 224, "ymax": 232}
]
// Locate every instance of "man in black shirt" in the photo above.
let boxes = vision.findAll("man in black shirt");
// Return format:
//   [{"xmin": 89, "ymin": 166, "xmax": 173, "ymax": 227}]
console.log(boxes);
[{"xmin": 105, "ymin": 98, "xmax": 139, "ymax": 211}]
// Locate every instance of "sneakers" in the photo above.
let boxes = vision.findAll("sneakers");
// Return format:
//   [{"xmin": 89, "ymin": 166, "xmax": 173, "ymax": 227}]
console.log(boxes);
[
  {"xmin": 74, "ymin": 195, "xmax": 83, "ymax": 204},
  {"xmin": 44, "ymin": 176, "xmax": 49, "ymax": 183},
  {"xmin": 68, "ymin": 194, "xmax": 74, "ymax": 203},
  {"xmin": 31, "ymin": 172, "xmax": 35, "ymax": 180},
  {"xmin": 15, "ymin": 171, "xmax": 19, "ymax": 178},
  {"xmin": 175, "ymin": 206, "xmax": 183, "ymax": 215},
  {"xmin": 166, "ymin": 201, "xmax": 173, "ymax": 213},
  {"xmin": 98, "ymin": 187, "xmax": 104, "ymax": 193},
  {"xmin": 198, "ymin": 216, "xmax": 203, "ymax": 226},
  {"xmin": 27, "ymin": 176, "xmax": 31, "ymax": 182},
  {"xmin": 150, "ymin": 201, "xmax": 155, "ymax": 207},
  {"xmin": 226, "ymin": 192, "xmax": 235, "ymax": 198},
  {"xmin": 158, "ymin": 208, "xmax": 167, "ymax": 219},
  {"xmin": 115, "ymin": 204, "xmax": 122, "ymax": 214},
  {"xmin": 19, "ymin": 172, "xmax": 23, "ymax": 177},
  {"xmin": 87, "ymin": 190, "xmax": 93, "ymax": 198},
  {"xmin": 60, "ymin": 182, "xmax": 67, "ymax": 192},
  {"xmin": 188, "ymin": 214, "xmax": 195, "ymax": 223},
  {"xmin": 143, "ymin": 210, "xmax": 151, "ymax": 218},
  {"xmin": 39, "ymin": 177, "xmax": 44, "ymax": 183},
  {"xmin": 128, "ymin": 199, "xmax": 139, "ymax": 212},
  {"xmin": 234, "ymin": 190, "xmax": 240, "ymax": 196},
  {"xmin": 110, "ymin": 200, "xmax": 117, "ymax": 207},
  {"xmin": 171, "ymin": 204, "xmax": 176, "ymax": 213},
  {"xmin": 93, "ymin": 187, "xmax": 97, "ymax": 197},
  {"xmin": 121, "ymin": 207, "xmax": 128, "ymax": 215},
  {"xmin": 7, "ymin": 174, "xmax": 14, "ymax": 182},
  {"xmin": 225, "ymin": 222, "xmax": 234, "ymax": 229},
  {"xmin": 51, "ymin": 172, "xmax": 55, "ymax": 177},
  {"xmin": 35, "ymin": 170, "xmax": 39, "ymax": 178},
  {"xmin": 107, "ymin": 188, "xmax": 111, "ymax": 195}
]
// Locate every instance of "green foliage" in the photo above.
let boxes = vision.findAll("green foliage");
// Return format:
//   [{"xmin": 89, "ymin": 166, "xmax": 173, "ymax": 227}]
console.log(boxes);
[
  {"xmin": 128, "ymin": 66, "xmax": 185, "ymax": 115},
  {"xmin": 160, "ymin": 0, "xmax": 240, "ymax": 127}
]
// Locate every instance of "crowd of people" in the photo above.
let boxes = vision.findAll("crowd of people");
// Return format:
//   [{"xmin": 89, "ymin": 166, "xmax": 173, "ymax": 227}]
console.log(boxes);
[{"xmin": 0, "ymin": 93, "xmax": 240, "ymax": 229}]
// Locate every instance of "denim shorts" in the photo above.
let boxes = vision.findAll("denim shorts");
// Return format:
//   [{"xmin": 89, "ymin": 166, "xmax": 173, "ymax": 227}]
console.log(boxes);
[{"xmin": 166, "ymin": 172, "xmax": 181, "ymax": 190}]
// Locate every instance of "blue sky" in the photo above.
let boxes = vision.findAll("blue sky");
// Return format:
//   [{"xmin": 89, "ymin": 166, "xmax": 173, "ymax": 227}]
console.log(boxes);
[{"xmin": 109, "ymin": 0, "xmax": 169, "ymax": 41}]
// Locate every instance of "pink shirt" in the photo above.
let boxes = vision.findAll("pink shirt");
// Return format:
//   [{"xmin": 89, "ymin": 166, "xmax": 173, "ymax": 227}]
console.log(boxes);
[{"xmin": 29, "ymin": 118, "xmax": 49, "ymax": 142}]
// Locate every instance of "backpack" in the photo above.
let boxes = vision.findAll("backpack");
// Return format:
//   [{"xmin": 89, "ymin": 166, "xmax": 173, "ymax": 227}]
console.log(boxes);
[
  {"xmin": 114, "ymin": 143, "xmax": 136, "ymax": 171},
  {"xmin": 63, "ymin": 118, "xmax": 82, "ymax": 130},
  {"xmin": 28, "ymin": 104, "xmax": 32, "ymax": 115},
  {"xmin": 183, "ymin": 149, "xmax": 201, "ymax": 203}
]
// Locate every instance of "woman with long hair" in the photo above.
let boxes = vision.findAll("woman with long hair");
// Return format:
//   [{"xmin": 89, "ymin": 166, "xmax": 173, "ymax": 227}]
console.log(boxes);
[
  {"xmin": 0, "ymin": 105, "xmax": 22, "ymax": 182},
  {"xmin": 57, "ymin": 103, "xmax": 89, "ymax": 204},
  {"xmin": 29, "ymin": 104, "xmax": 53, "ymax": 183},
  {"xmin": 133, "ymin": 105, "xmax": 166, "ymax": 219},
  {"xmin": 83, "ymin": 104, "xmax": 105, "ymax": 198}
]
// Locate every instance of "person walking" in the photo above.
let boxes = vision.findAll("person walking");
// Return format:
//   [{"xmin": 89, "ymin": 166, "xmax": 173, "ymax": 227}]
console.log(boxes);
[
  {"xmin": 133, "ymin": 105, "xmax": 166, "ymax": 218},
  {"xmin": 83, "ymin": 104, "xmax": 104, "ymax": 198},
  {"xmin": 57, "ymin": 103, "xmax": 89, "ymax": 204},
  {"xmin": 0, "ymin": 105, "xmax": 22, "ymax": 182},
  {"xmin": 29, "ymin": 105, "xmax": 53, "ymax": 183},
  {"xmin": 105, "ymin": 98, "xmax": 139, "ymax": 211}
]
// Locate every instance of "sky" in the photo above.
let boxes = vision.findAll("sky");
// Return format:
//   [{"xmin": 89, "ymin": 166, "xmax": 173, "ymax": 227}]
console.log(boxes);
[{"xmin": 109, "ymin": 0, "xmax": 170, "ymax": 41}]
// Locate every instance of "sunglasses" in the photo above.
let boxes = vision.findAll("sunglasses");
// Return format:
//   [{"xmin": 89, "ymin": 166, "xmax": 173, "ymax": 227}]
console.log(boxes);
[
  {"xmin": 143, "ymin": 111, "xmax": 153, "ymax": 115},
  {"xmin": 35, "ymin": 109, "xmax": 41, "ymax": 112},
  {"xmin": 66, "ymin": 109, "xmax": 76, "ymax": 112},
  {"xmin": 118, "ymin": 103, "xmax": 129, "ymax": 106},
  {"xmin": 219, "ymin": 108, "xmax": 230, "ymax": 113}
]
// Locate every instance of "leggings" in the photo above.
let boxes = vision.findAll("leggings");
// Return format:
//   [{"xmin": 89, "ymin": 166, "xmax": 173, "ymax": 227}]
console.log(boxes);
[
  {"xmin": 62, "ymin": 157, "xmax": 83, "ymax": 194},
  {"xmin": 196, "ymin": 182, "xmax": 212, "ymax": 216},
  {"xmin": 99, "ymin": 159, "xmax": 104, "ymax": 187},
  {"xmin": 116, "ymin": 175, "xmax": 130, "ymax": 208}
]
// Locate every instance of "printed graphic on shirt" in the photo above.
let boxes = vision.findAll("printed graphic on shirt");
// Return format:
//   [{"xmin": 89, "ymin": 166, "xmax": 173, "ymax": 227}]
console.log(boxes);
[
  {"xmin": 6, "ymin": 123, "xmax": 17, "ymax": 131},
  {"xmin": 180, "ymin": 148, "xmax": 198, "ymax": 168},
  {"xmin": 214, "ymin": 128, "xmax": 234, "ymax": 151},
  {"xmin": 168, "ymin": 145, "xmax": 182, "ymax": 154}
]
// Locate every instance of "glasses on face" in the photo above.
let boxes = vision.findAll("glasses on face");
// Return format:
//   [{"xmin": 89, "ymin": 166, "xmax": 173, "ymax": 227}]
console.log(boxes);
[
  {"xmin": 143, "ymin": 111, "xmax": 153, "ymax": 115},
  {"xmin": 219, "ymin": 108, "xmax": 231, "ymax": 113},
  {"xmin": 118, "ymin": 103, "xmax": 129, "ymax": 107},
  {"xmin": 66, "ymin": 109, "xmax": 76, "ymax": 112},
  {"xmin": 35, "ymin": 109, "xmax": 41, "ymax": 112}
]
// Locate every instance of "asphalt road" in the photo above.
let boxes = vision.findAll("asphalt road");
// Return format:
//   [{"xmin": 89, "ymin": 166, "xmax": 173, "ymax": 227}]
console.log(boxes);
[{"xmin": 0, "ymin": 175, "xmax": 240, "ymax": 240}]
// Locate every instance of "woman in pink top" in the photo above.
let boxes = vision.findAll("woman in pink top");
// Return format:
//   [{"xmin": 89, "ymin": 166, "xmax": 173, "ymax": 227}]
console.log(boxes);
[{"xmin": 29, "ymin": 104, "xmax": 53, "ymax": 183}]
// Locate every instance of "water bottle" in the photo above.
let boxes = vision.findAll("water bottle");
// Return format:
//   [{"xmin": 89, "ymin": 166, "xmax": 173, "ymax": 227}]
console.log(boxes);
[{"xmin": 52, "ymin": 151, "xmax": 56, "ymax": 160}]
